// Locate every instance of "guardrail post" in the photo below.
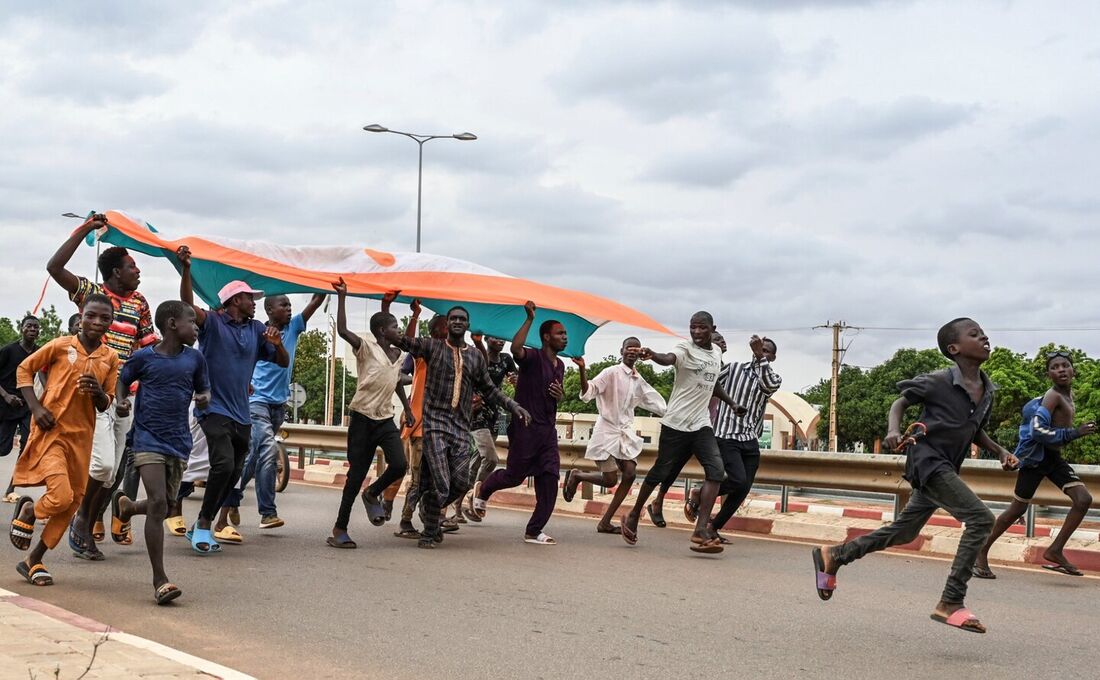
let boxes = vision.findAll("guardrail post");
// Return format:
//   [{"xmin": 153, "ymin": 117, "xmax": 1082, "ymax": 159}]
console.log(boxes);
[
  {"xmin": 297, "ymin": 446, "xmax": 305, "ymax": 470},
  {"xmin": 894, "ymin": 490, "xmax": 910, "ymax": 518},
  {"xmin": 1025, "ymin": 504, "xmax": 1036, "ymax": 538},
  {"xmin": 780, "ymin": 485, "xmax": 789, "ymax": 513},
  {"xmin": 581, "ymin": 482, "xmax": 593, "ymax": 501}
]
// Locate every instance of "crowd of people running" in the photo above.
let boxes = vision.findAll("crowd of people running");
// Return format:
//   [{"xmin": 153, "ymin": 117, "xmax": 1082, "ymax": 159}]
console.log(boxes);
[{"xmin": 2, "ymin": 214, "xmax": 1095, "ymax": 633}]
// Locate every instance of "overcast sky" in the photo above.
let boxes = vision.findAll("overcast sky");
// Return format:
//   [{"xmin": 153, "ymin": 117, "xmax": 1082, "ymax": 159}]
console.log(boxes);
[{"xmin": 2, "ymin": 0, "xmax": 1099, "ymax": 391}]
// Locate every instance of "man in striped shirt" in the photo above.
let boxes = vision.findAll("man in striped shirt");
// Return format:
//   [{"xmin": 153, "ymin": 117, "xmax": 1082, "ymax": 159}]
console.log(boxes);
[{"xmin": 694, "ymin": 335, "xmax": 781, "ymax": 541}]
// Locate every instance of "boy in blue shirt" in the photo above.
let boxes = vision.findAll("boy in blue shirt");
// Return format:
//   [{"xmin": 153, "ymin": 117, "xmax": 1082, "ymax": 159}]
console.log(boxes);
[
  {"xmin": 114, "ymin": 301, "xmax": 210, "ymax": 604},
  {"xmin": 974, "ymin": 351, "xmax": 1096, "ymax": 578},
  {"xmin": 219, "ymin": 292, "xmax": 325, "ymax": 536}
]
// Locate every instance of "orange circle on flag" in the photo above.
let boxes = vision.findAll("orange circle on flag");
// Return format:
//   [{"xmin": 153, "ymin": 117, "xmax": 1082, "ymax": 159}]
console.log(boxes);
[{"xmin": 363, "ymin": 248, "xmax": 396, "ymax": 267}]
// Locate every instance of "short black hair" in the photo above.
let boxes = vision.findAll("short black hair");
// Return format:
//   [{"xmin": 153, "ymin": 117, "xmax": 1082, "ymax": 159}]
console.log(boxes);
[
  {"xmin": 539, "ymin": 319, "xmax": 563, "ymax": 341},
  {"xmin": 264, "ymin": 294, "xmax": 289, "ymax": 312},
  {"xmin": 370, "ymin": 311, "xmax": 395, "ymax": 336},
  {"xmin": 690, "ymin": 311, "xmax": 714, "ymax": 326},
  {"xmin": 936, "ymin": 317, "xmax": 974, "ymax": 359},
  {"xmin": 98, "ymin": 246, "xmax": 130, "ymax": 282},
  {"xmin": 67, "ymin": 313, "xmax": 82, "ymax": 327},
  {"xmin": 447, "ymin": 305, "xmax": 469, "ymax": 319},
  {"xmin": 19, "ymin": 315, "xmax": 39, "ymax": 327},
  {"xmin": 82, "ymin": 293, "xmax": 114, "ymax": 316},
  {"xmin": 154, "ymin": 300, "xmax": 191, "ymax": 334},
  {"xmin": 622, "ymin": 336, "xmax": 640, "ymax": 348},
  {"xmin": 763, "ymin": 338, "xmax": 777, "ymax": 354},
  {"xmin": 428, "ymin": 314, "xmax": 447, "ymax": 333}
]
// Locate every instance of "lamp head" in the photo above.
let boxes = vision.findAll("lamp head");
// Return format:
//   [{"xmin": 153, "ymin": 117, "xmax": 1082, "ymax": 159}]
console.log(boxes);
[
  {"xmin": 363, "ymin": 124, "xmax": 389, "ymax": 133},
  {"xmin": 453, "ymin": 132, "xmax": 477, "ymax": 141}
]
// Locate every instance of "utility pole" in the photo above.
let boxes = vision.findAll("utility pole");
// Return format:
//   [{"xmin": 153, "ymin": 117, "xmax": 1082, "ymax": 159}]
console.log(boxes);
[{"xmin": 814, "ymin": 320, "xmax": 851, "ymax": 452}]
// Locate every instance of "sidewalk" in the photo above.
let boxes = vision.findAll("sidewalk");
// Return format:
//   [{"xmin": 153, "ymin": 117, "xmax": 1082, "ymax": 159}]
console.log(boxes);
[{"xmin": 0, "ymin": 587, "xmax": 253, "ymax": 680}]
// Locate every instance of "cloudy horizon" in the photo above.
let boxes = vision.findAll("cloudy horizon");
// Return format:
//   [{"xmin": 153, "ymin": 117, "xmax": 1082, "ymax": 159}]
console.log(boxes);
[{"xmin": 3, "ymin": 0, "xmax": 1099, "ymax": 391}]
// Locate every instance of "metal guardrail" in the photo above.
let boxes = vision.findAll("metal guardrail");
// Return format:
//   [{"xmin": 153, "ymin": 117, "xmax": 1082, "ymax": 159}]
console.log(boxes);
[{"xmin": 281, "ymin": 423, "xmax": 1100, "ymax": 532}]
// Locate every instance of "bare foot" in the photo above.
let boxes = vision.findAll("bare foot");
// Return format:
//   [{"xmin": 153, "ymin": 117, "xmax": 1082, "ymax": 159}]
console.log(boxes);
[{"xmin": 117, "ymin": 496, "xmax": 136, "ymax": 523}]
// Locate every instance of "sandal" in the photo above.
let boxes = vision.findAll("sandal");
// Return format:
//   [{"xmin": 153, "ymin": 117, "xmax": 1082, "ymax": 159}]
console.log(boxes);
[
  {"xmin": 689, "ymin": 537, "xmax": 724, "ymax": 554},
  {"xmin": 69, "ymin": 519, "xmax": 104, "ymax": 561},
  {"xmin": 523, "ymin": 532, "xmax": 557, "ymax": 545},
  {"xmin": 393, "ymin": 526, "xmax": 421, "ymax": 539},
  {"xmin": 930, "ymin": 607, "xmax": 986, "ymax": 634},
  {"xmin": 621, "ymin": 513, "xmax": 638, "ymax": 546},
  {"xmin": 92, "ymin": 521, "xmax": 105, "ymax": 542},
  {"xmin": 9, "ymin": 496, "xmax": 34, "ymax": 550},
  {"xmin": 16, "ymin": 561, "xmax": 53, "ymax": 586},
  {"xmin": 165, "ymin": 515, "xmax": 187, "ymax": 537},
  {"xmin": 812, "ymin": 547, "xmax": 837, "ymax": 601},
  {"xmin": 3, "ymin": 492, "xmax": 20, "ymax": 503},
  {"xmin": 361, "ymin": 490, "xmax": 387, "ymax": 526},
  {"xmin": 972, "ymin": 565, "xmax": 996, "ymax": 580},
  {"xmin": 326, "ymin": 532, "xmax": 357, "ymax": 549},
  {"xmin": 471, "ymin": 497, "xmax": 487, "ymax": 519},
  {"xmin": 187, "ymin": 525, "xmax": 221, "ymax": 554},
  {"xmin": 214, "ymin": 526, "xmax": 243, "ymax": 544},
  {"xmin": 645, "ymin": 502, "xmax": 666, "ymax": 528},
  {"xmin": 683, "ymin": 492, "xmax": 700, "ymax": 523},
  {"xmin": 463, "ymin": 494, "xmax": 483, "ymax": 523},
  {"xmin": 596, "ymin": 524, "xmax": 622, "ymax": 535},
  {"xmin": 155, "ymin": 583, "xmax": 182, "ymax": 605},
  {"xmin": 562, "ymin": 470, "xmax": 578, "ymax": 503},
  {"xmin": 110, "ymin": 492, "xmax": 132, "ymax": 545}
]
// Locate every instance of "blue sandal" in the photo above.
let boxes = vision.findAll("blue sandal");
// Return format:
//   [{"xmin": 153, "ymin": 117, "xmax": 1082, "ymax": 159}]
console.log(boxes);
[{"xmin": 187, "ymin": 525, "xmax": 222, "ymax": 554}]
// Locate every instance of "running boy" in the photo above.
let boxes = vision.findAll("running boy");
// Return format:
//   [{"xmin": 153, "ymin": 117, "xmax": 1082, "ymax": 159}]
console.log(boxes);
[
  {"xmin": 562, "ymin": 337, "xmax": 666, "ymax": 534},
  {"xmin": 113, "ymin": 301, "xmax": 211, "ymax": 604},
  {"xmin": 974, "ymin": 350, "xmax": 1096, "ymax": 579},
  {"xmin": 328, "ymin": 281, "xmax": 414, "ymax": 548},
  {"xmin": 813, "ymin": 318, "xmax": 1018, "ymax": 634},
  {"xmin": 9, "ymin": 295, "xmax": 118, "ymax": 586},
  {"xmin": 619, "ymin": 312, "xmax": 746, "ymax": 554}
]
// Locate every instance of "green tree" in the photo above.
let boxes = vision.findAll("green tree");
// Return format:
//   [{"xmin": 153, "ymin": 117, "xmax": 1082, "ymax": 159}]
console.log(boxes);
[
  {"xmin": 0, "ymin": 305, "xmax": 65, "ymax": 347},
  {"xmin": 290, "ymin": 329, "xmax": 355, "ymax": 424}
]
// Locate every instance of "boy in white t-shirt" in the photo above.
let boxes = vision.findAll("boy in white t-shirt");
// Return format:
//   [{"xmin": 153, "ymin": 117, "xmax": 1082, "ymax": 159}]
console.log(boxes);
[{"xmin": 620, "ymin": 312, "xmax": 746, "ymax": 554}]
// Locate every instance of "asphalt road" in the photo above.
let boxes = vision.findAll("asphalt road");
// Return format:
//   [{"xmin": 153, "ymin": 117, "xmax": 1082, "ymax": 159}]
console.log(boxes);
[{"xmin": 2, "ymin": 454, "xmax": 1097, "ymax": 680}]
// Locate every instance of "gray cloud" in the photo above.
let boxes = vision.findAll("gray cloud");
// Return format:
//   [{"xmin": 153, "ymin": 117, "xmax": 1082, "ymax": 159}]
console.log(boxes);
[{"xmin": 16, "ymin": 55, "xmax": 172, "ymax": 105}]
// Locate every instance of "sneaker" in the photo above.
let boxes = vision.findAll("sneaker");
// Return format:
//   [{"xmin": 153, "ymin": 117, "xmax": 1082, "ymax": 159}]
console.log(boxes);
[{"xmin": 259, "ymin": 515, "xmax": 285, "ymax": 529}]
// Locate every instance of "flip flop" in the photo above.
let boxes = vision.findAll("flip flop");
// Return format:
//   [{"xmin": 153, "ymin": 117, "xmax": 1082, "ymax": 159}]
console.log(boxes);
[
  {"xmin": 523, "ymin": 532, "xmax": 557, "ymax": 545},
  {"xmin": 16, "ymin": 561, "xmax": 53, "ymax": 586},
  {"xmin": 214, "ymin": 526, "xmax": 243, "ymax": 544},
  {"xmin": 562, "ymin": 470, "xmax": 578, "ymax": 503},
  {"xmin": 683, "ymin": 494, "xmax": 699, "ymax": 523},
  {"xmin": 9, "ymin": 496, "xmax": 35, "ymax": 551},
  {"xmin": 1042, "ymin": 563, "xmax": 1084, "ymax": 576},
  {"xmin": 326, "ymin": 533, "xmax": 357, "ymax": 549},
  {"xmin": 812, "ymin": 547, "xmax": 837, "ymax": 601},
  {"xmin": 361, "ymin": 490, "xmax": 387, "ymax": 526},
  {"xmin": 471, "ymin": 497, "xmax": 487, "ymax": 519},
  {"xmin": 110, "ymin": 492, "xmax": 132, "ymax": 545},
  {"xmin": 715, "ymin": 533, "xmax": 733, "ymax": 545},
  {"xmin": 68, "ymin": 519, "xmax": 104, "ymax": 561},
  {"xmin": 393, "ymin": 527, "xmax": 421, "ymax": 539},
  {"xmin": 165, "ymin": 516, "xmax": 187, "ymax": 537},
  {"xmin": 187, "ymin": 525, "xmax": 221, "ymax": 554},
  {"xmin": 972, "ymin": 565, "xmax": 997, "ymax": 580},
  {"xmin": 155, "ymin": 583, "xmax": 182, "ymax": 605},
  {"xmin": 463, "ymin": 494, "xmax": 483, "ymax": 523},
  {"xmin": 620, "ymin": 513, "xmax": 638, "ymax": 546},
  {"xmin": 689, "ymin": 538, "xmax": 724, "ymax": 554},
  {"xmin": 91, "ymin": 521, "xmax": 105, "ymax": 542},
  {"xmin": 645, "ymin": 503, "xmax": 666, "ymax": 528},
  {"xmin": 930, "ymin": 607, "xmax": 986, "ymax": 634},
  {"xmin": 596, "ymin": 524, "xmax": 622, "ymax": 534},
  {"xmin": 3, "ymin": 492, "xmax": 20, "ymax": 503}
]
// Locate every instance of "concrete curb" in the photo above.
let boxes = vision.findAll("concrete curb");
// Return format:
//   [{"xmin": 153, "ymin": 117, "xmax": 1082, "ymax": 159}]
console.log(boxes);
[{"xmin": 0, "ymin": 587, "xmax": 255, "ymax": 679}]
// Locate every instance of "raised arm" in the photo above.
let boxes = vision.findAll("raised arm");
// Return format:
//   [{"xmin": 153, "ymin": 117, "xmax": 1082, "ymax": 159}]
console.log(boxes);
[
  {"xmin": 471, "ymin": 332, "xmax": 488, "ymax": 359},
  {"xmin": 47, "ymin": 214, "xmax": 103, "ymax": 296},
  {"xmin": 405, "ymin": 299, "xmax": 421, "ymax": 338},
  {"xmin": 511, "ymin": 300, "xmax": 537, "ymax": 361},
  {"xmin": 301, "ymin": 292, "xmax": 326, "ymax": 324},
  {"xmin": 175, "ymin": 245, "xmax": 206, "ymax": 325},
  {"xmin": 637, "ymin": 347, "xmax": 676, "ymax": 366},
  {"xmin": 331, "ymin": 278, "xmax": 361, "ymax": 352},
  {"xmin": 572, "ymin": 357, "xmax": 589, "ymax": 397}
]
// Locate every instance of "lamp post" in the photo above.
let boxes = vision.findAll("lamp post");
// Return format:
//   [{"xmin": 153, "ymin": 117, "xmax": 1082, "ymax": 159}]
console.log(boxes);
[{"xmin": 362, "ymin": 124, "xmax": 477, "ymax": 253}]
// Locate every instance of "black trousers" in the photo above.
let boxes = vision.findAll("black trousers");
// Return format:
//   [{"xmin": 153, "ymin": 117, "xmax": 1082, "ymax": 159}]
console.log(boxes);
[
  {"xmin": 0, "ymin": 414, "xmax": 30, "ymax": 457},
  {"xmin": 711, "ymin": 438, "xmax": 761, "ymax": 530},
  {"xmin": 198, "ymin": 414, "xmax": 251, "ymax": 523},
  {"xmin": 336, "ymin": 412, "xmax": 406, "ymax": 531}
]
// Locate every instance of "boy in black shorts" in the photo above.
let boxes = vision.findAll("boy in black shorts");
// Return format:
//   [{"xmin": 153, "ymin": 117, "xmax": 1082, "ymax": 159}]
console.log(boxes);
[
  {"xmin": 812, "ymin": 318, "xmax": 1018, "ymax": 633},
  {"xmin": 114, "ymin": 301, "xmax": 210, "ymax": 603},
  {"xmin": 974, "ymin": 350, "xmax": 1095, "ymax": 578}
]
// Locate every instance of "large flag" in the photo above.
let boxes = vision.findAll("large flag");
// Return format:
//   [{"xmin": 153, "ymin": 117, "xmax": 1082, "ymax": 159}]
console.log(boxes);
[{"xmin": 96, "ymin": 210, "xmax": 672, "ymax": 356}]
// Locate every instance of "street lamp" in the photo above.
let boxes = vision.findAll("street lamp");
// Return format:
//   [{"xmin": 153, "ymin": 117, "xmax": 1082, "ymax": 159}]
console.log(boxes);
[{"xmin": 362, "ymin": 124, "xmax": 477, "ymax": 253}]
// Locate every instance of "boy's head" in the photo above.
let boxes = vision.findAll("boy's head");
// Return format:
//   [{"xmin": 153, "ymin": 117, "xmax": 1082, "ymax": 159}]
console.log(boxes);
[
  {"xmin": 370, "ymin": 311, "xmax": 398, "ymax": 342},
  {"xmin": 67, "ymin": 313, "xmax": 82, "ymax": 335},
  {"xmin": 19, "ymin": 315, "xmax": 40, "ymax": 344},
  {"xmin": 936, "ymin": 317, "xmax": 990, "ymax": 363},
  {"xmin": 428, "ymin": 314, "xmax": 448, "ymax": 340},
  {"xmin": 446, "ymin": 306, "xmax": 470, "ymax": 339},
  {"xmin": 81, "ymin": 293, "xmax": 115, "ymax": 342},
  {"xmin": 217, "ymin": 281, "xmax": 264, "ymax": 320},
  {"xmin": 539, "ymin": 319, "xmax": 568, "ymax": 352},
  {"xmin": 1046, "ymin": 350, "xmax": 1075, "ymax": 387},
  {"xmin": 689, "ymin": 311, "xmax": 715, "ymax": 348},
  {"xmin": 98, "ymin": 246, "xmax": 141, "ymax": 291},
  {"xmin": 265, "ymin": 295, "xmax": 293, "ymax": 326},
  {"xmin": 621, "ymin": 336, "xmax": 641, "ymax": 367},
  {"xmin": 762, "ymin": 337, "xmax": 778, "ymax": 363},
  {"xmin": 155, "ymin": 300, "xmax": 198, "ymax": 346},
  {"xmin": 711, "ymin": 332, "xmax": 726, "ymax": 353},
  {"xmin": 485, "ymin": 336, "xmax": 506, "ymax": 353}
]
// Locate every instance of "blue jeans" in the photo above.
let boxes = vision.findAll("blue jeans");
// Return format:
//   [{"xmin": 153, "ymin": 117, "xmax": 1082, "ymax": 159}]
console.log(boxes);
[{"xmin": 223, "ymin": 403, "xmax": 285, "ymax": 517}]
